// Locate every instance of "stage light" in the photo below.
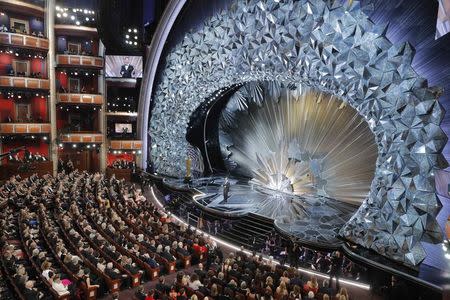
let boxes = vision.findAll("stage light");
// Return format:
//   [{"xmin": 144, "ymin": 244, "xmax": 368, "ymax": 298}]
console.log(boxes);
[
  {"xmin": 72, "ymin": 144, "xmax": 77, "ymax": 148},
  {"xmin": 58, "ymin": 143, "xmax": 63, "ymax": 147},
  {"xmin": 134, "ymin": 42, "xmax": 137, "ymax": 45},
  {"xmin": 43, "ymin": 136, "xmax": 48, "ymax": 141},
  {"xmin": 76, "ymin": 21, "xmax": 80, "ymax": 26},
  {"xmin": 86, "ymin": 17, "xmax": 89, "ymax": 21},
  {"xmin": 128, "ymin": 29, "xmax": 131, "ymax": 32},
  {"xmin": 57, "ymin": 13, "xmax": 61, "ymax": 18},
  {"xmin": 55, "ymin": 6, "xmax": 60, "ymax": 10},
  {"xmin": 62, "ymin": 12, "xmax": 68, "ymax": 17},
  {"xmin": 126, "ymin": 35, "xmax": 129, "ymax": 39},
  {"xmin": 70, "ymin": 15, "xmax": 75, "ymax": 20},
  {"xmin": 133, "ymin": 29, "xmax": 137, "ymax": 33}
]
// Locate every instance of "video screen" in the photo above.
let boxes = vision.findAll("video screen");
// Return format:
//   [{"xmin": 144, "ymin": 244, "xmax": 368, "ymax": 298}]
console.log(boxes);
[
  {"xmin": 105, "ymin": 55, "xmax": 143, "ymax": 78},
  {"xmin": 115, "ymin": 123, "xmax": 133, "ymax": 134}
]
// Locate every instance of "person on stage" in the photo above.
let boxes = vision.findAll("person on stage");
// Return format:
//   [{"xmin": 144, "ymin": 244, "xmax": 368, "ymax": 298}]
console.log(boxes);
[{"xmin": 223, "ymin": 177, "xmax": 230, "ymax": 203}]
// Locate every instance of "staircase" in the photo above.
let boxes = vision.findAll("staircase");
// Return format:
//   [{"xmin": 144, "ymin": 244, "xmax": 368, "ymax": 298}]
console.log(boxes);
[{"xmin": 217, "ymin": 213, "xmax": 274, "ymax": 251}]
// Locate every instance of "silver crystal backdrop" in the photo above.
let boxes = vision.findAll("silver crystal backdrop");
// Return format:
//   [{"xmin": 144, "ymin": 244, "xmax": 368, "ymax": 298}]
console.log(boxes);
[
  {"xmin": 149, "ymin": 0, "xmax": 447, "ymax": 266},
  {"xmin": 218, "ymin": 81, "xmax": 378, "ymax": 205}
]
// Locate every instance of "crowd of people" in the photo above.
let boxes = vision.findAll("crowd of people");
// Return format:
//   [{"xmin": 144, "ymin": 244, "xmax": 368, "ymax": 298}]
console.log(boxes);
[
  {"xmin": 8, "ymin": 151, "xmax": 48, "ymax": 163},
  {"xmin": 0, "ymin": 171, "xmax": 213, "ymax": 299},
  {"xmin": 110, "ymin": 159, "xmax": 136, "ymax": 170},
  {"xmin": 0, "ymin": 170, "xmax": 415, "ymax": 299},
  {"xmin": 0, "ymin": 23, "xmax": 45, "ymax": 38},
  {"xmin": 162, "ymin": 189, "xmax": 366, "ymax": 285}
]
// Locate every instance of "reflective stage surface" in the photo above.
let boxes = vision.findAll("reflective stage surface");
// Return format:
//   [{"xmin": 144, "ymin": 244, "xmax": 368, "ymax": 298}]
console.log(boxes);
[{"xmin": 164, "ymin": 176, "xmax": 358, "ymax": 247}]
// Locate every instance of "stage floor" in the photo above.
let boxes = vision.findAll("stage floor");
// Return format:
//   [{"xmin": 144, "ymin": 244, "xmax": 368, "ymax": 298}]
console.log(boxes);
[{"xmin": 164, "ymin": 176, "xmax": 358, "ymax": 247}]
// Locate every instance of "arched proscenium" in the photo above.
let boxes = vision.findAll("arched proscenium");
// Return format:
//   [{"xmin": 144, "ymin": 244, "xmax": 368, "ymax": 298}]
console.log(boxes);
[{"xmin": 146, "ymin": 0, "xmax": 447, "ymax": 266}]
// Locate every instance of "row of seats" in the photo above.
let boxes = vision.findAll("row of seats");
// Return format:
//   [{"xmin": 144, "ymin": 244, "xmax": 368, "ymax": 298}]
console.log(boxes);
[{"xmin": 0, "ymin": 171, "xmax": 210, "ymax": 299}]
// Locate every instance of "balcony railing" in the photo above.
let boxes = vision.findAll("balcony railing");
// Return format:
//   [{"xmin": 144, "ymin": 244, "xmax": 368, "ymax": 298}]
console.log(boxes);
[
  {"xmin": 109, "ymin": 140, "xmax": 142, "ymax": 150},
  {"xmin": 57, "ymin": 93, "xmax": 103, "ymax": 105},
  {"xmin": 0, "ymin": 32, "xmax": 48, "ymax": 50},
  {"xmin": 56, "ymin": 54, "xmax": 104, "ymax": 68},
  {"xmin": 0, "ymin": 0, "xmax": 45, "ymax": 16},
  {"xmin": 60, "ymin": 132, "xmax": 104, "ymax": 143},
  {"xmin": 0, "ymin": 123, "xmax": 50, "ymax": 134},
  {"xmin": 54, "ymin": 24, "xmax": 98, "ymax": 37},
  {"xmin": 0, "ymin": 76, "xmax": 49, "ymax": 90}
]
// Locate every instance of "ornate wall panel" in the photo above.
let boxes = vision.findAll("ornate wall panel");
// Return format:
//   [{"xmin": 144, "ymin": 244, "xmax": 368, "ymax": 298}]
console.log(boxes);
[{"xmin": 148, "ymin": 0, "xmax": 447, "ymax": 266}]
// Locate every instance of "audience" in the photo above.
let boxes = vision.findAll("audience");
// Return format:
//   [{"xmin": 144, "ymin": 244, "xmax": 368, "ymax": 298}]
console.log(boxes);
[{"xmin": 0, "ymin": 170, "xmax": 391, "ymax": 300}]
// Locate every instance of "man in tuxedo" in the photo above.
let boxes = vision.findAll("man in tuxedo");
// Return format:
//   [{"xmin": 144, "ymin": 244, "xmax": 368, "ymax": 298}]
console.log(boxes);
[
  {"xmin": 120, "ymin": 57, "xmax": 134, "ymax": 78},
  {"xmin": 155, "ymin": 276, "xmax": 170, "ymax": 295},
  {"xmin": 23, "ymin": 281, "xmax": 40, "ymax": 300},
  {"xmin": 223, "ymin": 177, "xmax": 230, "ymax": 203},
  {"xmin": 329, "ymin": 250, "xmax": 343, "ymax": 291}
]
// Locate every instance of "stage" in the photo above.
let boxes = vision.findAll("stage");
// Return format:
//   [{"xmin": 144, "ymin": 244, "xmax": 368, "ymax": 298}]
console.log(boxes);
[{"xmin": 164, "ymin": 176, "xmax": 358, "ymax": 247}]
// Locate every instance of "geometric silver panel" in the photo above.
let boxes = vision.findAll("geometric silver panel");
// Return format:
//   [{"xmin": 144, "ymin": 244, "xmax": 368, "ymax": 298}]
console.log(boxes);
[
  {"xmin": 149, "ymin": 0, "xmax": 448, "ymax": 267},
  {"xmin": 218, "ymin": 81, "xmax": 378, "ymax": 205}
]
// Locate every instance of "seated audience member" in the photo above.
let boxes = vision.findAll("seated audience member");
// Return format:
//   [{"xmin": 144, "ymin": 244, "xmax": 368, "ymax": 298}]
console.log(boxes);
[
  {"xmin": 52, "ymin": 275, "xmax": 69, "ymax": 296},
  {"xmin": 156, "ymin": 276, "xmax": 170, "ymax": 294},
  {"xmin": 275, "ymin": 281, "xmax": 288, "ymax": 299},
  {"xmin": 337, "ymin": 287, "xmax": 349, "ymax": 300},
  {"xmin": 135, "ymin": 285, "xmax": 147, "ymax": 300},
  {"xmin": 23, "ymin": 280, "xmax": 41, "ymax": 300},
  {"xmin": 289, "ymin": 284, "xmax": 302, "ymax": 299},
  {"xmin": 303, "ymin": 276, "xmax": 319, "ymax": 295},
  {"xmin": 189, "ymin": 273, "xmax": 203, "ymax": 290},
  {"xmin": 145, "ymin": 289, "xmax": 156, "ymax": 300}
]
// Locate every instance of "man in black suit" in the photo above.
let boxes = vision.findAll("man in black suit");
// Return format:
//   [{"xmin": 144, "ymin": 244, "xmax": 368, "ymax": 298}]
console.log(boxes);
[
  {"xmin": 155, "ymin": 276, "xmax": 170, "ymax": 294},
  {"xmin": 120, "ymin": 57, "xmax": 134, "ymax": 78},
  {"xmin": 329, "ymin": 250, "xmax": 343, "ymax": 291},
  {"xmin": 23, "ymin": 281, "xmax": 40, "ymax": 300},
  {"xmin": 194, "ymin": 263, "xmax": 206, "ymax": 281},
  {"xmin": 105, "ymin": 263, "xmax": 121, "ymax": 280}
]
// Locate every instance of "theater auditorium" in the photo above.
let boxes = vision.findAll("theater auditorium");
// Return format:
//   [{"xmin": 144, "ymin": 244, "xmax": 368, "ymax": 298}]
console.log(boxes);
[{"xmin": 0, "ymin": 0, "xmax": 449, "ymax": 299}]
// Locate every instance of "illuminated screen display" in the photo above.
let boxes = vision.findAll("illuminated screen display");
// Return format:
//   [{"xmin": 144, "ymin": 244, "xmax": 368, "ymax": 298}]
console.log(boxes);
[
  {"xmin": 105, "ymin": 55, "xmax": 143, "ymax": 78},
  {"xmin": 115, "ymin": 123, "xmax": 133, "ymax": 133}
]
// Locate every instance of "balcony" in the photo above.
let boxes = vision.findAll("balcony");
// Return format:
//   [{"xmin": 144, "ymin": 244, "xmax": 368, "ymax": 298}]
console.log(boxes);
[
  {"xmin": 109, "ymin": 140, "xmax": 142, "ymax": 150},
  {"xmin": 54, "ymin": 24, "xmax": 98, "ymax": 38},
  {"xmin": 0, "ymin": 76, "xmax": 49, "ymax": 90},
  {"xmin": 60, "ymin": 132, "xmax": 103, "ymax": 143},
  {"xmin": 0, "ymin": 123, "xmax": 50, "ymax": 134},
  {"xmin": 105, "ymin": 111, "xmax": 138, "ymax": 117},
  {"xmin": 0, "ymin": 32, "xmax": 48, "ymax": 50},
  {"xmin": 56, "ymin": 54, "xmax": 104, "ymax": 69},
  {"xmin": 0, "ymin": 0, "xmax": 45, "ymax": 16},
  {"xmin": 57, "ymin": 93, "xmax": 103, "ymax": 105}
]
